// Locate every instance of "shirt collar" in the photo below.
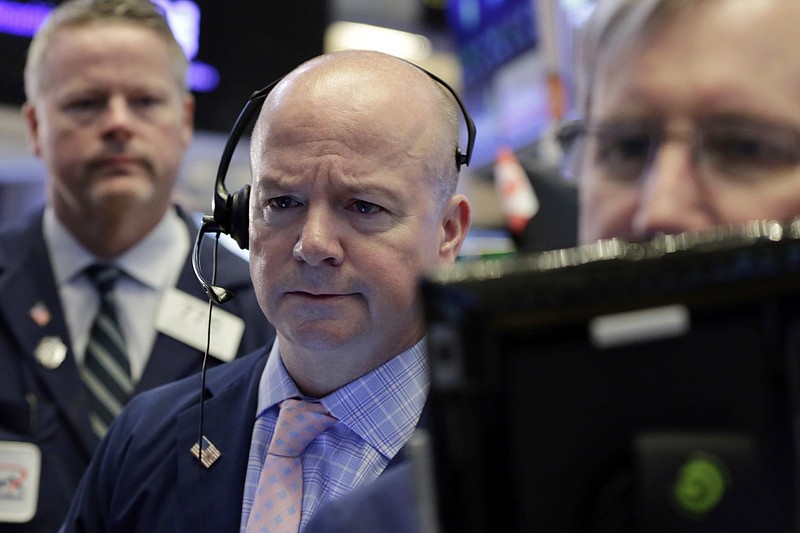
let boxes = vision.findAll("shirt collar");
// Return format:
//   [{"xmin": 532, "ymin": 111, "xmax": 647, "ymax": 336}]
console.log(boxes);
[
  {"xmin": 44, "ymin": 206, "xmax": 189, "ymax": 290},
  {"xmin": 258, "ymin": 340, "xmax": 303, "ymax": 412},
  {"xmin": 257, "ymin": 338, "xmax": 429, "ymax": 460}
]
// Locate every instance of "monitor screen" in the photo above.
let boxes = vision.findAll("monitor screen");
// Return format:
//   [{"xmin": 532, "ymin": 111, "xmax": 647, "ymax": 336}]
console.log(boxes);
[{"xmin": 421, "ymin": 220, "xmax": 800, "ymax": 532}]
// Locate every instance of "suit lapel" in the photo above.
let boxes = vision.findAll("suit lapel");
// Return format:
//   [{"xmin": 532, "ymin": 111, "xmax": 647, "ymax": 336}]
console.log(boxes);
[
  {"xmin": 175, "ymin": 352, "xmax": 266, "ymax": 531},
  {"xmin": 0, "ymin": 214, "xmax": 97, "ymax": 457}
]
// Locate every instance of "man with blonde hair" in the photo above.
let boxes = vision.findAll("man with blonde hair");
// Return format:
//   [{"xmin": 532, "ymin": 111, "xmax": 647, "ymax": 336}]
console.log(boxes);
[{"xmin": 0, "ymin": 1, "xmax": 272, "ymax": 531}]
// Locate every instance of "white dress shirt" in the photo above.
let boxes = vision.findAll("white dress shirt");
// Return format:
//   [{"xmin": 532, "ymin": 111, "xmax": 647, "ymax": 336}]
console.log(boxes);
[{"xmin": 44, "ymin": 206, "xmax": 189, "ymax": 382}]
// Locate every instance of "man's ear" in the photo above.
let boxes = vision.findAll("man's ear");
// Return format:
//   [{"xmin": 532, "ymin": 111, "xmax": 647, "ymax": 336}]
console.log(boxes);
[
  {"xmin": 438, "ymin": 193, "xmax": 472, "ymax": 263},
  {"xmin": 21, "ymin": 102, "xmax": 42, "ymax": 157}
]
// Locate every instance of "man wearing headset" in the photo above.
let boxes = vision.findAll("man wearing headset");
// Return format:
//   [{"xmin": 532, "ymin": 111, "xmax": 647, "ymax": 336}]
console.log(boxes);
[
  {"xmin": 60, "ymin": 49, "xmax": 472, "ymax": 532},
  {"xmin": 0, "ymin": 1, "xmax": 274, "ymax": 531}
]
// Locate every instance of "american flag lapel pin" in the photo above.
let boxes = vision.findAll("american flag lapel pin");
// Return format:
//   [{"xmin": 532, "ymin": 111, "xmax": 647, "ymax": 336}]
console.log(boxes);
[
  {"xmin": 29, "ymin": 300, "xmax": 51, "ymax": 328},
  {"xmin": 190, "ymin": 436, "xmax": 221, "ymax": 469}
]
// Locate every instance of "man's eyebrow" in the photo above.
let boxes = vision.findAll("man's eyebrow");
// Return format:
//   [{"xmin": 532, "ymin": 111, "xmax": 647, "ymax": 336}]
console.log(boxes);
[
  {"xmin": 253, "ymin": 174, "xmax": 408, "ymax": 203},
  {"xmin": 339, "ymin": 181, "xmax": 405, "ymax": 202}
]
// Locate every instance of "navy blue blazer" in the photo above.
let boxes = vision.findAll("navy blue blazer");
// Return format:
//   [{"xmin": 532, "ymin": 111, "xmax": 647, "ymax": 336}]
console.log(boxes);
[
  {"xmin": 303, "ymin": 462, "xmax": 421, "ymax": 533},
  {"xmin": 0, "ymin": 206, "xmax": 275, "ymax": 533},
  {"xmin": 60, "ymin": 348, "xmax": 269, "ymax": 533},
  {"xmin": 60, "ymin": 350, "xmax": 421, "ymax": 533}
]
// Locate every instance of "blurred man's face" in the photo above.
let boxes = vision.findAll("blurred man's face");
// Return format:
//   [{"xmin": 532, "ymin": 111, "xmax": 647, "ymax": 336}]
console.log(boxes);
[
  {"xmin": 578, "ymin": 0, "xmax": 800, "ymax": 244},
  {"xmin": 24, "ymin": 24, "xmax": 193, "ymax": 225}
]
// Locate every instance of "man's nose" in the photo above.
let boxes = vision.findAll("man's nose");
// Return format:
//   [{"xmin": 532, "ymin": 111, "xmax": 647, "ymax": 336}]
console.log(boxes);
[
  {"xmin": 292, "ymin": 206, "xmax": 345, "ymax": 266},
  {"xmin": 630, "ymin": 140, "xmax": 714, "ymax": 239},
  {"xmin": 100, "ymin": 96, "xmax": 135, "ymax": 141}
]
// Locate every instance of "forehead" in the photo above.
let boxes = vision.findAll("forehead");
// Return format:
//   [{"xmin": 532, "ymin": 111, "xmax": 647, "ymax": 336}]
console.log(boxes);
[
  {"xmin": 251, "ymin": 125, "xmax": 432, "ymax": 192},
  {"xmin": 250, "ymin": 116, "xmax": 438, "ymax": 209},
  {"xmin": 44, "ymin": 24, "xmax": 178, "ymax": 82},
  {"xmin": 592, "ymin": 0, "xmax": 800, "ymax": 121},
  {"xmin": 254, "ymin": 85, "xmax": 439, "ymax": 174}
]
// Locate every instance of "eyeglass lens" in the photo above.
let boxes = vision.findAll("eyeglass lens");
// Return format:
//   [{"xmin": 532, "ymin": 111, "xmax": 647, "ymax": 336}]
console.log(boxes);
[{"xmin": 585, "ymin": 118, "xmax": 800, "ymax": 183}]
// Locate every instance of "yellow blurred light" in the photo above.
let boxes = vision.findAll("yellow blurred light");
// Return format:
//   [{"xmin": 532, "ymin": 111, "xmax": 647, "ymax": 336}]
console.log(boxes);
[{"xmin": 324, "ymin": 21, "xmax": 433, "ymax": 62}]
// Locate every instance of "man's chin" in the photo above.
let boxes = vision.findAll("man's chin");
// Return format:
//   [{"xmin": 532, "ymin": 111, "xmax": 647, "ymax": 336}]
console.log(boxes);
[
  {"xmin": 90, "ymin": 181, "xmax": 157, "ymax": 209},
  {"xmin": 284, "ymin": 323, "xmax": 369, "ymax": 352}
]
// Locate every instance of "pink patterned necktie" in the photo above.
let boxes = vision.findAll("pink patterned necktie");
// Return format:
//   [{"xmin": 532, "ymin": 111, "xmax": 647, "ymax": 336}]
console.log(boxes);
[{"xmin": 245, "ymin": 399, "xmax": 337, "ymax": 533}]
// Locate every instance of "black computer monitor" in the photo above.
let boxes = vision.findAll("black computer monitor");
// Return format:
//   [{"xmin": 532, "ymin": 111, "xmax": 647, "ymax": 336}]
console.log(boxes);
[{"xmin": 422, "ymin": 221, "xmax": 800, "ymax": 533}]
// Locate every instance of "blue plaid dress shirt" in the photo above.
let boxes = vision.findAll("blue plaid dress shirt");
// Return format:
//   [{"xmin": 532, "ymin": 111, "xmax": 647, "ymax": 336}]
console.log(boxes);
[{"xmin": 239, "ymin": 338, "xmax": 429, "ymax": 531}]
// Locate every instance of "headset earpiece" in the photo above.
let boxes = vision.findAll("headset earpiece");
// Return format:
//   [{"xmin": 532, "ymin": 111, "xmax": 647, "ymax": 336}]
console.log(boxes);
[
  {"xmin": 227, "ymin": 184, "xmax": 251, "ymax": 250},
  {"xmin": 456, "ymin": 148, "xmax": 467, "ymax": 170}
]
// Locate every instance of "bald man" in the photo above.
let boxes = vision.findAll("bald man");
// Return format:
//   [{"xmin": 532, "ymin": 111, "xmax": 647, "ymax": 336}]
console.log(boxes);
[{"xmin": 60, "ymin": 50, "xmax": 472, "ymax": 533}]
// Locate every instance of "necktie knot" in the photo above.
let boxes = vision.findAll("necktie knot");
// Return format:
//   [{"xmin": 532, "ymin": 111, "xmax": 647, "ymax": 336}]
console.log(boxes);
[
  {"xmin": 269, "ymin": 399, "xmax": 337, "ymax": 458},
  {"xmin": 85, "ymin": 263, "xmax": 122, "ymax": 298}
]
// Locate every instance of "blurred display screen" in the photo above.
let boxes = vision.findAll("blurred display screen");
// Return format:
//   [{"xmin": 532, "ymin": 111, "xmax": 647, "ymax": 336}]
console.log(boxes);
[{"xmin": 446, "ymin": 0, "xmax": 537, "ymax": 88}]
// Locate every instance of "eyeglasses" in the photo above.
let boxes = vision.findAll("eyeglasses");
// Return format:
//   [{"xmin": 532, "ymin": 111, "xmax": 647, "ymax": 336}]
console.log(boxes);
[{"xmin": 556, "ymin": 117, "xmax": 800, "ymax": 184}]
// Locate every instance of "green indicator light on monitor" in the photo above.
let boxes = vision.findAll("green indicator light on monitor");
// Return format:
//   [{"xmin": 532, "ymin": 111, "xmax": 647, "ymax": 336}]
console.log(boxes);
[{"xmin": 673, "ymin": 454, "xmax": 728, "ymax": 516}]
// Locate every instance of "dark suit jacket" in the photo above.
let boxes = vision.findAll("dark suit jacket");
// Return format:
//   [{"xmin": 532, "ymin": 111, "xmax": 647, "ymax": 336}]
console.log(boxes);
[
  {"xmin": 303, "ymin": 462, "xmax": 420, "ymax": 533},
  {"xmin": 0, "ymin": 206, "xmax": 275, "ymax": 533},
  {"xmin": 60, "ymin": 348, "xmax": 269, "ymax": 533},
  {"xmin": 60, "ymin": 348, "xmax": 421, "ymax": 533}
]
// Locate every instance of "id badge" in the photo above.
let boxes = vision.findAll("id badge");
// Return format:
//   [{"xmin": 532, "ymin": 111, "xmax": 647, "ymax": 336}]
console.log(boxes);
[{"xmin": 0, "ymin": 441, "xmax": 41, "ymax": 523}]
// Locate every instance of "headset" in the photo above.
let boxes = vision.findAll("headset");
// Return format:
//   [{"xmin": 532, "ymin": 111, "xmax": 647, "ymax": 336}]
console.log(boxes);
[{"xmin": 191, "ymin": 62, "xmax": 477, "ymax": 305}]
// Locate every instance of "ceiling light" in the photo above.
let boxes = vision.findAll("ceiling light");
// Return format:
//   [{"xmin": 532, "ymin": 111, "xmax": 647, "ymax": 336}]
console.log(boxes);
[{"xmin": 325, "ymin": 21, "xmax": 432, "ymax": 62}]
